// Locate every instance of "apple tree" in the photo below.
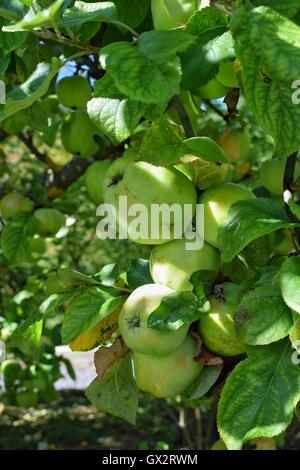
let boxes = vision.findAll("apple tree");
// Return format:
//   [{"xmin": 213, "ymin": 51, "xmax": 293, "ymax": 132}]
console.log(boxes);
[{"xmin": 1, "ymin": 0, "xmax": 300, "ymax": 450}]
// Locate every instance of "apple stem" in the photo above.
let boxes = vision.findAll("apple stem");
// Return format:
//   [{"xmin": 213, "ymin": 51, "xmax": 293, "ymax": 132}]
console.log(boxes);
[
  {"xmin": 283, "ymin": 152, "xmax": 300, "ymax": 248},
  {"xmin": 173, "ymin": 96, "xmax": 194, "ymax": 138}
]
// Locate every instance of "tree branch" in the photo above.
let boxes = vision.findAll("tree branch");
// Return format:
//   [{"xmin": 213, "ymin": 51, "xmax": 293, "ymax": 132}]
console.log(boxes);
[
  {"xmin": 18, "ymin": 132, "xmax": 47, "ymax": 164},
  {"xmin": 173, "ymin": 95, "xmax": 194, "ymax": 138},
  {"xmin": 48, "ymin": 144, "xmax": 123, "ymax": 196},
  {"xmin": 205, "ymin": 99, "xmax": 229, "ymax": 122}
]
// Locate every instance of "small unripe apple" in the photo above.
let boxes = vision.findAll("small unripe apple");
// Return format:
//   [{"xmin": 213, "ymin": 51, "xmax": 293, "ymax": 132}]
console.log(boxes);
[
  {"xmin": 175, "ymin": 163, "xmax": 196, "ymax": 184},
  {"xmin": 0, "ymin": 192, "xmax": 33, "ymax": 219},
  {"xmin": 33, "ymin": 208, "xmax": 65, "ymax": 237},
  {"xmin": 118, "ymin": 284, "xmax": 189, "ymax": 355},
  {"xmin": 151, "ymin": 0, "xmax": 201, "ymax": 29},
  {"xmin": 218, "ymin": 128, "xmax": 251, "ymax": 162},
  {"xmin": 199, "ymin": 283, "xmax": 246, "ymax": 356},
  {"xmin": 216, "ymin": 61, "xmax": 239, "ymax": 88},
  {"xmin": 150, "ymin": 236, "xmax": 220, "ymax": 291},
  {"xmin": 133, "ymin": 334, "xmax": 203, "ymax": 397},
  {"xmin": 199, "ymin": 183, "xmax": 255, "ymax": 248},
  {"xmin": 85, "ymin": 160, "xmax": 112, "ymax": 204},
  {"xmin": 259, "ymin": 158, "xmax": 300, "ymax": 196},
  {"xmin": 56, "ymin": 75, "xmax": 92, "ymax": 110},
  {"xmin": 103, "ymin": 154, "xmax": 197, "ymax": 244},
  {"xmin": 197, "ymin": 78, "xmax": 228, "ymax": 100},
  {"xmin": 61, "ymin": 111, "xmax": 101, "ymax": 156}
]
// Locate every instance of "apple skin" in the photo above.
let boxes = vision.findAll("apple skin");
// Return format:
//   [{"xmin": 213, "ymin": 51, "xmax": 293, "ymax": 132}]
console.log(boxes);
[
  {"xmin": 56, "ymin": 76, "xmax": 92, "ymax": 110},
  {"xmin": 0, "ymin": 192, "xmax": 33, "ymax": 219},
  {"xmin": 259, "ymin": 158, "xmax": 300, "ymax": 196},
  {"xmin": 197, "ymin": 78, "xmax": 228, "ymax": 100},
  {"xmin": 103, "ymin": 155, "xmax": 197, "ymax": 244},
  {"xmin": 199, "ymin": 283, "xmax": 246, "ymax": 356},
  {"xmin": 150, "ymin": 236, "xmax": 220, "ymax": 291},
  {"xmin": 85, "ymin": 160, "xmax": 112, "ymax": 204},
  {"xmin": 61, "ymin": 111, "xmax": 101, "ymax": 156},
  {"xmin": 151, "ymin": 0, "xmax": 201, "ymax": 29},
  {"xmin": 216, "ymin": 61, "xmax": 239, "ymax": 88},
  {"xmin": 199, "ymin": 183, "xmax": 255, "ymax": 248},
  {"xmin": 218, "ymin": 128, "xmax": 251, "ymax": 162},
  {"xmin": 133, "ymin": 334, "xmax": 203, "ymax": 398},
  {"xmin": 118, "ymin": 284, "xmax": 189, "ymax": 355},
  {"xmin": 33, "ymin": 208, "xmax": 65, "ymax": 237}
]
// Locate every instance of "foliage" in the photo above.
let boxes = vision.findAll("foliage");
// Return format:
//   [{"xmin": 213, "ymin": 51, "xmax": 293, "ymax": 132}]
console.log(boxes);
[{"xmin": 0, "ymin": 0, "xmax": 300, "ymax": 451}]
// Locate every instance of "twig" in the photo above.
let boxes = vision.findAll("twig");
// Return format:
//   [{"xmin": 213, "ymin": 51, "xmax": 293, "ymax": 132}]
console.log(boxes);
[
  {"xmin": 173, "ymin": 96, "xmax": 194, "ymax": 138},
  {"xmin": 205, "ymin": 99, "xmax": 229, "ymax": 122},
  {"xmin": 18, "ymin": 132, "xmax": 47, "ymax": 164},
  {"xmin": 34, "ymin": 29, "xmax": 99, "ymax": 53},
  {"xmin": 283, "ymin": 152, "xmax": 300, "ymax": 247},
  {"xmin": 194, "ymin": 407, "xmax": 203, "ymax": 450},
  {"xmin": 179, "ymin": 407, "xmax": 194, "ymax": 450}
]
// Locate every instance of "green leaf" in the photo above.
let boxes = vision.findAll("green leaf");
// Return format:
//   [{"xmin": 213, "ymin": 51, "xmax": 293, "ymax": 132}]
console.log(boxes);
[
  {"xmin": 251, "ymin": 0, "xmax": 300, "ymax": 18},
  {"xmin": 113, "ymin": 0, "xmax": 150, "ymax": 28},
  {"xmin": 148, "ymin": 291, "xmax": 209, "ymax": 332},
  {"xmin": 181, "ymin": 30, "xmax": 235, "ymax": 90},
  {"xmin": 219, "ymin": 198, "xmax": 296, "ymax": 263},
  {"xmin": 0, "ymin": 50, "xmax": 10, "ymax": 78},
  {"xmin": 87, "ymin": 74, "xmax": 147, "ymax": 144},
  {"xmin": 63, "ymin": 1, "xmax": 117, "ymax": 31},
  {"xmin": 100, "ymin": 41, "xmax": 182, "ymax": 104},
  {"xmin": 9, "ymin": 316, "xmax": 43, "ymax": 358},
  {"xmin": 136, "ymin": 30, "xmax": 195, "ymax": 63},
  {"xmin": 1, "ymin": 213, "xmax": 36, "ymax": 265},
  {"xmin": 184, "ymin": 136, "xmax": 228, "ymax": 163},
  {"xmin": 279, "ymin": 257, "xmax": 300, "ymax": 314},
  {"xmin": 62, "ymin": 286, "xmax": 122, "ymax": 343},
  {"xmin": 0, "ymin": 0, "xmax": 23, "ymax": 22},
  {"xmin": 86, "ymin": 354, "xmax": 138, "ymax": 425},
  {"xmin": 231, "ymin": 6, "xmax": 300, "ymax": 157},
  {"xmin": 126, "ymin": 259, "xmax": 152, "ymax": 290},
  {"xmin": 93, "ymin": 263, "xmax": 120, "ymax": 287},
  {"xmin": 186, "ymin": 6, "xmax": 228, "ymax": 36},
  {"xmin": 0, "ymin": 19, "xmax": 27, "ymax": 55},
  {"xmin": 188, "ymin": 365, "xmax": 222, "ymax": 400},
  {"xmin": 235, "ymin": 285, "xmax": 293, "ymax": 345},
  {"xmin": 137, "ymin": 116, "xmax": 187, "ymax": 166},
  {"xmin": 3, "ymin": 0, "xmax": 64, "ymax": 31},
  {"xmin": 218, "ymin": 340, "xmax": 300, "ymax": 450},
  {"xmin": 3, "ymin": 58, "xmax": 61, "ymax": 120}
]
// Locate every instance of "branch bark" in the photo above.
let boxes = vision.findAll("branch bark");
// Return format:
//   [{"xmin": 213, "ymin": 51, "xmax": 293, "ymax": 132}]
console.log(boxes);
[
  {"xmin": 18, "ymin": 132, "xmax": 47, "ymax": 164},
  {"xmin": 173, "ymin": 96, "xmax": 194, "ymax": 138}
]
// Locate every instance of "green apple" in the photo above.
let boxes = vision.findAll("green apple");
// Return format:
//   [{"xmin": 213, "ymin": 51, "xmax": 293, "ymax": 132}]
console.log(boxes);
[
  {"xmin": 118, "ymin": 284, "xmax": 189, "ymax": 355},
  {"xmin": 221, "ymin": 128, "xmax": 251, "ymax": 162},
  {"xmin": 151, "ymin": 0, "xmax": 201, "ymax": 29},
  {"xmin": 16, "ymin": 390, "xmax": 39, "ymax": 407},
  {"xmin": 150, "ymin": 237, "xmax": 220, "ymax": 291},
  {"xmin": 133, "ymin": 334, "xmax": 203, "ymax": 398},
  {"xmin": 61, "ymin": 111, "xmax": 101, "ymax": 156},
  {"xmin": 0, "ymin": 192, "xmax": 34, "ymax": 219},
  {"xmin": 56, "ymin": 75, "xmax": 92, "ymax": 110},
  {"xmin": 103, "ymin": 154, "xmax": 197, "ymax": 244},
  {"xmin": 85, "ymin": 160, "xmax": 112, "ymax": 204},
  {"xmin": 218, "ymin": 128, "xmax": 251, "ymax": 162},
  {"xmin": 33, "ymin": 208, "xmax": 65, "ymax": 237},
  {"xmin": 259, "ymin": 158, "xmax": 300, "ymax": 196},
  {"xmin": 199, "ymin": 183, "xmax": 255, "ymax": 248},
  {"xmin": 216, "ymin": 61, "xmax": 239, "ymax": 88},
  {"xmin": 197, "ymin": 78, "xmax": 228, "ymax": 100},
  {"xmin": 199, "ymin": 283, "xmax": 246, "ymax": 356}
]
